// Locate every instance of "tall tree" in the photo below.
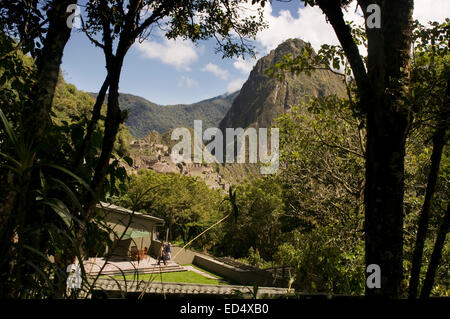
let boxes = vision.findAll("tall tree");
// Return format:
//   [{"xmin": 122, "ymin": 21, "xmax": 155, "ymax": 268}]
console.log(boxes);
[
  {"xmin": 273, "ymin": 16, "xmax": 449, "ymax": 297},
  {"xmin": 295, "ymin": 0, "xmax": 414, "ymax": 297},
  {"xmin": 0, "ymin": 0, "xmax": 77, "ymax": 297},
  {"xmin": 407, "ymin": 20, "xmax": 449, "ymax": 298},
  {"xmin": 77, "ymin": 0, "xmax": 266, "ymax": 255}
]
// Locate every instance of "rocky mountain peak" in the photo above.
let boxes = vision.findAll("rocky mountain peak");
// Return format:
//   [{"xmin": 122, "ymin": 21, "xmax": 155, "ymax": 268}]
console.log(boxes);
[{"xmin": 219, "ymin": 38, "xmax": 345, "ymax": 131}]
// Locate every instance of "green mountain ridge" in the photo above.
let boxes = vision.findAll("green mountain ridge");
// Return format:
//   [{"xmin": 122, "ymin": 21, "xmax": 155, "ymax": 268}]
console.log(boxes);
[{"xmin": 90, "ymin": 91, "xmax": 239, "ymax": 138}]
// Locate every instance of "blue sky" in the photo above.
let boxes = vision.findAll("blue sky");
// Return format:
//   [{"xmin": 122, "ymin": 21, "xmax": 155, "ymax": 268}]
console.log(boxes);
[{"xmin": 61, "ymin": 0, "xmax": 448, "ymax": 105}]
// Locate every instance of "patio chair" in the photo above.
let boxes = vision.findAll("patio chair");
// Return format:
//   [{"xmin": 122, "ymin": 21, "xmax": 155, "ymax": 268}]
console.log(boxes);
[{"xmin": 129, "ymin": 246, "xmax": 138, "ymax": 261}]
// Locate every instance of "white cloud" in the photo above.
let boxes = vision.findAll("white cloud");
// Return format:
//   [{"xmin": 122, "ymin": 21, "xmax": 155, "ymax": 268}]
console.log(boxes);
[
  {"xmin": 226, "ymin": 78, "xmax": 246, "ymax": 93},
  {"xmin": 135, "ymin": 1, "xmax": 448, "ymax": 98},
  {"xmin": 136, "ymin": 38, "xmax": 199, "ymax": 71},
  {"xmin": 256, "ymin": 3, "xmax": 365, "ymax": 53},
  {"xmin": 202, "ymin": 63, "xmax": 229, "ymax": 80},
  {"xmin": 232, "ymin": 1, "xmax": 449, "ymax": 76},
  {"xmin": 178, "ymin": 76, "xmax": 199, "ymax": 88},
  {"xmin": 230, "ymin": 3, "xmax": 359, "ymax": 74},
  {"xmin": 233, "ymin": 57, "xmax": 258, "ymax": 74},
  {"xmin": 252, "ymin": 1, "xmax": 448, "ymax": 55},
  {"xmin": 413, "ymin": 0, "xmax": 450, "ymax": 24}
]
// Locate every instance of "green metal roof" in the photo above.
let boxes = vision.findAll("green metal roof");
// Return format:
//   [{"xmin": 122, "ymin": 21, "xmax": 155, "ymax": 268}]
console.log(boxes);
[{"xmin": 119, "ymin": 230, "xmax": 150, "ymax": 239}]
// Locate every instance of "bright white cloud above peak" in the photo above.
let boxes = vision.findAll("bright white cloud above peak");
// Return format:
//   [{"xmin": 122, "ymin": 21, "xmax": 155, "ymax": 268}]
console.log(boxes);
[
  {"xmin": 233, "ymin": 57, "xmax": 257, "ymax": 74},
  {"xmin": 202, "ymin": 63, "xmax": 229, "ymax": 80},
  {"xmin": 413, "ymin": 0, "xmax": 450, "ymax": 24},
  {"xmin": 231, "ymin": 0, "xmax": 448, "ymax": 75},
  {"xmin": 226, "ymin": 78, "xmax": 246, "ymax": 94}
]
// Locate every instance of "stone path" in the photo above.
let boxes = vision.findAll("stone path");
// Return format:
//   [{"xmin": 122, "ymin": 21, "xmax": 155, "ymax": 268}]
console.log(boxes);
[
  {"xmin": 89, "ymin": 277, "xmax": 294, "ymax": 297},
  {"xmin": 84, "ymin": 257, "xmax": 184, "ymax": 276}
]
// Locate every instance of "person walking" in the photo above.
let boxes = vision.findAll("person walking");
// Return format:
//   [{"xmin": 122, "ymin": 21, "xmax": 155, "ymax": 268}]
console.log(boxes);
[
  {"xmin": 66, "ymin": 256, "xmax": 81, "ymax": 295},
  {"xmin": 165, "ymin": 243, "xmax": 171, "ymax": 263},
  {"xmin": 157, "ymin": 244, "xmax": 166, "ymax": 266}
]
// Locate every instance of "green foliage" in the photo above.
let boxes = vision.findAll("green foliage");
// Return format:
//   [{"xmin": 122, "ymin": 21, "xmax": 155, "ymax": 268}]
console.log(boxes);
[
  {"xmin": 1, "ymin": 1, "xmax": 448, "ymax": 298},
  {"xmin": 0, "ymin": 34, "xmax": 35, "ymax": 127},
  {"xmin": 275, "ymin": 96, "xmax": 365, "ymax": 233},
  {"xmin": 47, "ymin": 74, "xmax": 133, "ymax": 198},
  {"xmin": 84, "ymin": 0, "xmax": 267, "ymax": 60},
  {"xmin": 0, "ymin": 34, "xmax": 131, "ymax": 297},
  {"xmin": 0, "ymin": 107, "xmax": 109, "ymax": 298},
  {"xmin": 274, "ymin": 229, "xmax": 365, "ymax": 294},
  {"xmin": 216, "ymin": 177, "xmax": 285, "ymax": 261},
  {"xmin": 118, "ymin": 169, "xmax": 222, "ymax": 249},
  {"xmin": 0, "ymin": 0, "xmax": 46, "ymax": 58},
  {"xmin": 247, "ymin": 247, "xmax": 265, "ymax": 269},
  {"xmin": 402, "ymin": 20, "xmax": 450, "ymax": 296},
  {"xmin": 269, "ymin": 93, "xmax": 365, "ymax": 294},
  {"xmin": 52, "ymin": 74, "xmax": 132, "ymax": 157},
  {"xmin": 262, "ymin": 19, "xmax": 449, "ymax": 297}
]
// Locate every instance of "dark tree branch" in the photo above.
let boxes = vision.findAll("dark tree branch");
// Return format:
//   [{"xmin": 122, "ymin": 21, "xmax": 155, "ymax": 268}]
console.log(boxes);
[
  {"xmin": 409, "ymin": 74, "xmax": 450, "ymax": 299},
  {"xmin": 81, "ymin": 16, "xmax": 105, "ymax": 50},
  {"xmin": 420, "ymin": 204, "xmax": 450, "ymax": 298},
  {"xmin": 72, "ymin": 74, "xmax": 110, "ymax": 170},
  {"xmin": 0, "ymin": 17, "xmax": 49, "ymax": 62},
  {"xmin": 408, "ymin": 120, "xmax": 447, "ymax": 298},
  {"xmin": 316, "ymin": 0, "xmax": 370, "ymax": 97},
  {"xmin": 98, "ymin": 0, "xmax": 114, "ymax": 65}
]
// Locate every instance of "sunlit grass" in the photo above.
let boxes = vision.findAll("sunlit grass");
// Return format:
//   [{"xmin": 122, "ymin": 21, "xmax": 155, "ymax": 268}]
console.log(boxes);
[
  {"xmin": 182, "ymin": 264, "xmax": 223, "ymax": 280},
  {"xmin": 113, "ymin": 270, "xmax": 229, "ymax": 285}
]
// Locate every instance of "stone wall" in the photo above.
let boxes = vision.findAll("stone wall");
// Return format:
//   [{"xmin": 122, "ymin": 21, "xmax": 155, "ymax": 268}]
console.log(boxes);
[
  {"xmin": 193, "ymin": 254, "xmax": 277, "ymax": 286},
  {"xmin": 150, "ymin": 240, "xmax": 287, "ymax": 288}
]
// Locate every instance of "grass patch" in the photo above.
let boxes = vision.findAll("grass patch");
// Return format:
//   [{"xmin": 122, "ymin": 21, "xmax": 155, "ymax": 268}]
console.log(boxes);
[
  {"xmin": 113, "ymin": 271, "xmax": 229, "ymax": 285},
  {"xmin": 182, "ymin": 264, "xmax": 223, "ymax": 280}
]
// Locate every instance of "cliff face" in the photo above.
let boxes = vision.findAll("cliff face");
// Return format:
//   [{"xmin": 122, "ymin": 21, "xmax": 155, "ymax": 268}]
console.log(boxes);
[{"xmin": 219, "ymin": 38, "xmax": 346, "ymax": 131}]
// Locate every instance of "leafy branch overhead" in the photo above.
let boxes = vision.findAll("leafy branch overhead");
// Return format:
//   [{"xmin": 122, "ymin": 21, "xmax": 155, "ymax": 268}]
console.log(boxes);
[{"xmin": 83, "ymin": 0, "xmax": 268, "ymax": 59}]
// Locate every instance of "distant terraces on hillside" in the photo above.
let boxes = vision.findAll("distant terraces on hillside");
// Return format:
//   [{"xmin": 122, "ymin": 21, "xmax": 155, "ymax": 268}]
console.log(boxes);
[{"xmin": 128, "ymin": 139, "xmax": 230, "ymax": 190}]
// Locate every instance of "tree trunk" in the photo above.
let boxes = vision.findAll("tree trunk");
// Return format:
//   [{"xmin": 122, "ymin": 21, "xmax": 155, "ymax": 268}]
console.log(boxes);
[
  {"xmin": 409, "ymin": 120, "xmax": 447, "ymax": 299},
  {"xmin": 88, "ymin": 72, "xmax": 123, "ymax": 209},
  {"xmin": 78, "ymin": 58, "xmax": 126, "ymax": 260},
  {"xmin": 416, "ymin": 76, "xmax": 450, "ymax": 298},
  {"xmin": 420, "ymin": 204, "xmax": 450, "ymax": 298},
  {"xmin": 0, "ymin": 0, "xmax": 75, "ymax": 298},
  {"xmin": 316, "ymin": 0, "xmax": 413, "ymax": 298},
  {"xmin": 72, "ymin": 75, "xmax": 110, "ymax": 170},
  {"xmin": 363, "ymin": 0, "xmax": 414, "ymax": 298},
  {"xmin": 24, "ymin": 0, "xmax": 75, "ymax": 143},
  {"xmin": 0, "ymin": 0, "xmax": 75, "ymax": 220}
]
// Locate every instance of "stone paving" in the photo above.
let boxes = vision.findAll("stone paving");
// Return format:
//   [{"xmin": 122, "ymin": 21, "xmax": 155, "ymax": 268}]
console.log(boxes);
[
  {"xmin": 84, "ymin": 256, "xmax": 184, "ymax": 276},
  {"xmin": 82, "ymin": 257, "xmax": 295, "ymax": 298},
  {"xmin": 89, "ymin": 277, "xmax": 294, "ymax": 297}
]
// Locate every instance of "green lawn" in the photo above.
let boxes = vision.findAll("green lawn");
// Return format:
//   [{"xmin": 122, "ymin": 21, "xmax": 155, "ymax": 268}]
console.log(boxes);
[
  {"xmin": 113, "ymin": 270, "xmax": 229, "ymax": 286},
  {"xmin": 182, "ymin": 264, "xmax": 224, "ymax": 280}
]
